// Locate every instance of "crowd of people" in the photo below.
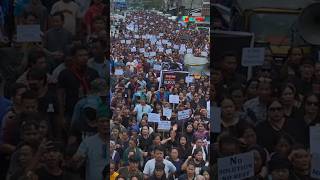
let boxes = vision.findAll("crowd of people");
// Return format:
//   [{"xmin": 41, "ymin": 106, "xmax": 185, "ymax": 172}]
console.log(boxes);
[
  {"xmin": 0, "ymin": 0, "xmax": 108, "ymax": 180},
  {"xmin": 212, "ymin": 36, "xmax": 320, "ymax": 179},
  {"xmin": 110, "ymin": 10, "xmax": 210, "ymax": 180}
]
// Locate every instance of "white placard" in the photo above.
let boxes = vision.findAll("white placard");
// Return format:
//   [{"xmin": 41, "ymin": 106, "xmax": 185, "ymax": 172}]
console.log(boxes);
[
  {"xmin": 162, "ymin": 40, "xmax": 168, "ymax": 44},
  {"xmin": 126, "ymin": 40, "xmax": 131, "ymax": 44},
  {"xmin": 185, "ymin": 76, "xmax": 194, "ymax": 83},
  {"xmin": 241, "ymin": 47, "xmax": 265, "ymax": 67},
  {"xmin": 187, "ymin": 48, "xmax": 193, "ymax": 54},
  {"xmin": 153, "ymin": 64, "xmax": 162, "ymax": 71},
  {"xmin": 148, "ymin": 113, "xmax": 160, "ymax": 122},
  {"xmin": 212, "ymin": 107, "xmax": 221, "ymax": 133},
  {"xmin": 174, "ymin": 45, "xmax": 179, "ymax": 49},
  {"xmin": 167, "ymin": 42, "xmax": 172, "ymax": 47},
  {"xmin": 178, "ymin": 109, "xmax": 190, "ymax": 120},
  {"xmin": 149, "ymin": 52, "xmax": 156, "ymax": 57},
  {"xmin": 169, "ymin": 95, "xmax": 179, "ymax": 104},
  {"xmin": 114, "ymin": 69, "xmax": 124, "ymax": 76},
  {"xmin": 166, "ymin": 49, "xmax": 172, "ymax": 54},
  {"xmin": 159, "ymin": 33, "xmax": 164, "ymax": 36},
  {"xmin": 218, "ymin": 152, "xmax": 254, "ymax": 180},
  {"xmin": 159, "ymin": 47, "xmax": 164, "ymax": 52},
  {"xmin": 163, "ymin": 108, "xmax": 172, "ymax": 118},
  {"xmin": 144, "ymin": 52, "xmax": 149, "ymax": 57},
  {"xmin": 157, "ymin": 41, "xmax": 162, "ymax": 45},
  {"xmin": 158, "ymin": 121, "xmax": 171, "ymax": 131},
  {"xmin": 311, "ymin": 154, "xmax": 320, "ymax": 179},
  {"xmin": 180, "ymin": 44, "xmax": 186, "ymax": 50},
  {"xmin": 17, "ymin": 25, "xmax": 41, "ymax": 42},
  {"xmin": 121, "ymin": 40, "xmax": 125, "ymax": 44},
  {"xmin": 201, "ymin": 51, "xmax": 208, "ymax": 57},
  {"xmin": 310, "ymin": 126, "xmax": 320, "ymax": 155},
  {"xmin": 134, "ymin": 35, "xmax": 139, "ymax": 39},
  {"xmin": 139, "ymin": 48, "xmax": 145, "ymax": 53},
  {"xmin": 131, "ymin": 47, "xmax": 136, "ymax": 52}
]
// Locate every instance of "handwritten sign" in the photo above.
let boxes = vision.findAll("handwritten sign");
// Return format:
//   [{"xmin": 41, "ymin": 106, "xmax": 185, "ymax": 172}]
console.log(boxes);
[
  {"xmin": 163, "ymin": 108, "xmax": 172, "ymax": 118},
  {"xmin": 218, "ymin": 152, "xmax": 254, "ymax": 180},
  {"xmin": 241, "ymin": 48, "xmax": 265, "ymax": 67},
  {"xmin": 17, "ymin": 25, "xmax": 41, "ymax": 42},
  {"xmin": 185, "ymin": 76, "xmax": 194, "ymax": 83},
  {"xmin": 169, "ymin": 95, "xmax": 179, "ymax": 104},
  {"xmin": 311, "ymin": 154, "xmax": 320, "ymax": 179},
  {"xmin": 178, "ymin": 109, "xmax": 190, "ymax": 120},
  {"xmin": 148, "ymin": 113, "xmax": 160, "ymax": 122},
  {"xmin": 310, "ymin": 126, "xmax": 320, "ymax": 155},
  {"xmin": 158, "ymin": 121, "xmax": 171, "ymax": 131}
]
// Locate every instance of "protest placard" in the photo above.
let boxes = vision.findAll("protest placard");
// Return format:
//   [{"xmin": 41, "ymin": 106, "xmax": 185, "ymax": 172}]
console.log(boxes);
[
  {"xmin": 148, "ymin": 113, "xmax": 160, "ymax": 122},
  {"xmin": 126, "ymin": 40, "xmax": 131, "ymax": 44},
  {"xmin": 131, "ymin": 47, "xmax": 136, "ymax": 52},
  {"xmin": 166, "ymin": 49, "xmax": 172, "ymax": 54},
  {"xmin": 174, "ymin": 45, "xmax": 179, "ymax": 49},
  {"xmin": 179, "ymin": 50, "xmax": 185, "ymax": 55},
  {"xmin": 169, "ymin": 95, "xmax": 180, "ymax": 104},
  {"xmin": 114, "ymin": 69, "xmax": 124, "ymax": 76},
  {"xmin": 201, "ymin": 51, "xmax": 208, "ymax": 57},
  {"xmin": 167, "ymin": 42, "xmax": 172, "ymax": 47},
  {"xmin": 153, "ymin": 64, "xmax": 162, "ymax": 71},
  {"xmin": 159, "ymin": 47, "xmax": 164, "ymax": 52},
  {"xmin": 162, "ymin": 40, "xmax": 168, "ymax": 44},
  {"xmin": 185, "ymin": 76, "xmax": 194, "ymax": 83},
  {"xmin": 149, "ymin": 52, "xmax": 156, "ymax": 57},
  {"xmin": 139, "ymin": 48, "xmax": 145, "ymax": 53},
  {"xmin": 158, "ymin": 121, "xmax": 171, "ymax": 131},
  {"xmin": 241, "ymin": 47, "xmax": 265, "ymax": 67},
  {"xmin": 157, "ymin": 41, "xmax": 162, "ymax": 45},
  {"xmin": 144, "ymin": 52, "xmax": 149, "ymax": 57},
  {"xmin": 218, "ymin": 152, "xmax": 254, "ymax": 180},
  {"xmin": 159, "ymin": 33, "xmax": 164, "ymax": 36},
  {"xmin": 17, "ymin": 25, "xmax": 41, "ymax": 42},
  {"xmin": 187, "ymin": 48, "xmax": 193, "ymax": 54},
  {"xmin": 121, "ymin": 40, "xmax": 125, "ymax": 44},
  {"xmin": 178, "ymin": 109, "xmax": 190, "ymax": 120},
  {"xmin": 310, "ymin": 126, "xmax": 320, "ymax": 155},
  {"xmin": 163, "ymin": 108, "xmax": 172, "ymax": 118},
  {"xmin": 311, "ymin": 154, "xmax": 320, "ymax": 179},
  {"xmin": 134, "ymin": 35, "xmax": 139, "ymax": 39}
]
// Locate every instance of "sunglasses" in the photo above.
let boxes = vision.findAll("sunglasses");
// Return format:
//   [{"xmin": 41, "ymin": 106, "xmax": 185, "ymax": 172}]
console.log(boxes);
[{"xmin": 269, "ymin": 107, "xmax": 283, "ymax": 112}]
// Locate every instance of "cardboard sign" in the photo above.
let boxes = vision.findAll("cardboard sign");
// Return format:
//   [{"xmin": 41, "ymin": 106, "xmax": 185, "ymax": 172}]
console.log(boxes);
[
  {"xmin": 158, "ymin": 121, "xmax": 171, "ymax": 131},
  {"xmin": 163, "ymin": 108, "xmax": 172, "ymax": 118},
  {"xmin": 310, "ymin": 126, "xmax": 320, "ymax": 155},
  {"xmin": 114, "ymin": 69, "xmax": 124, "ymax": 76},
  {"xmin": 218, "ymin": 152, "xmax": 254, "ymax": 180},
  {"xmin": 166, "ymin": 49, "xmax": 172, "ymax": 54},
  {"xmin": 148, "ymin": 113, "xmax": 160, "ymax": 122},
  {"xmin": 178, "ymin": 109, "xmax": 190, "ymax": 120},
  {"xmin": 241, "ymin": 47, "xmax": 265, "ymax": 67},
  {"xmin": 212, "ymin": 107, "xmax": 221, "ymax": 133},
  {"xmin": 17, "ymin": 25, "xmax": 41, "ymax": 42},
  {"xmin": 311, "ymin": 154, "xmax": 320, "ymax": 179},
  {"xmin": 187, "ymin": 48, "xmax": 193, "ymax": 54},
  {"xmin": 169, "ymin": 95, "xmax": 180, "ymax": 104},
  {"xmin": 153, "ymin": 64, "xmax": 162, "ymax": 71}
]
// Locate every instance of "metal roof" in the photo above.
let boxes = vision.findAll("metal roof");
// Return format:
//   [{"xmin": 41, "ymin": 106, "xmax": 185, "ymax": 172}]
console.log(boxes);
[{"xmin": 235, "ymin": 0, "xmax": 314, "ymax": 11}]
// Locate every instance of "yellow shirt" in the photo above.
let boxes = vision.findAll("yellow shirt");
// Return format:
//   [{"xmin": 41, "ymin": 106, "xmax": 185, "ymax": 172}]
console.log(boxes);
[{"xmin": 110, "ymin": 172, "xmax": 119, "ymax": 180}]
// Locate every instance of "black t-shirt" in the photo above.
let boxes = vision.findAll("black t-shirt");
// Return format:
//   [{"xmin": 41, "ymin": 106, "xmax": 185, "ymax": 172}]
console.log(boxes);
[{"xmin": 58, "ymin": 67, "xmax": 99, "ymax": 117}]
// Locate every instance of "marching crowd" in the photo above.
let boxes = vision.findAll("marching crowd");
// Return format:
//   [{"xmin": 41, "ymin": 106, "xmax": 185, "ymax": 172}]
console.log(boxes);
[
  {"xmin": 212, "ymin": 45, "xmax": 320, "ymax": 179},
  {"xmin": 110, "ymin": 10, "xmax": 210, "ymax": 180},
  {"xmin": 0, "ymin": 0, "xmax": 108, "ymax": 180}
]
